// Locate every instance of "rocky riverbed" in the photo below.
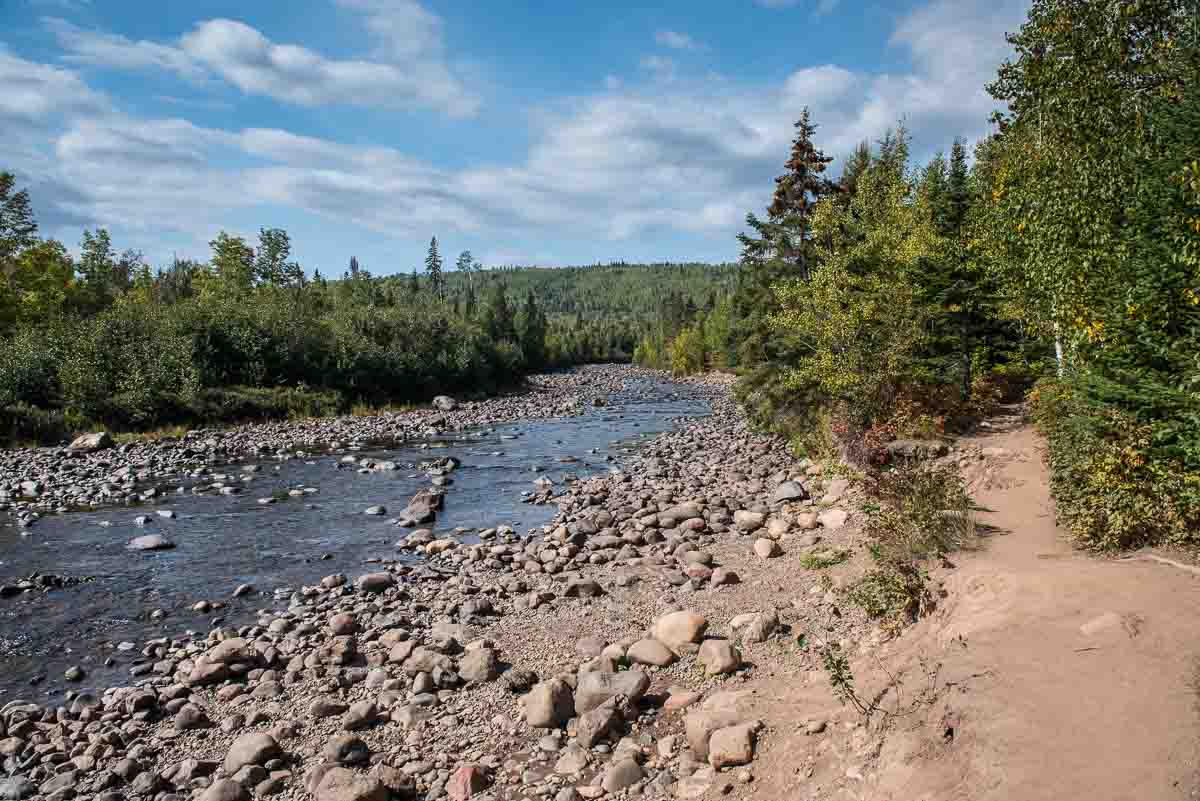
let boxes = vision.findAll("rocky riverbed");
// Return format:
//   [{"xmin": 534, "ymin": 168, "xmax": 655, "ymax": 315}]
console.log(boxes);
[
  {"xmin": 0, "ymin": 366, "xmax": 640, "ymax": 522},
  {"xmin": 0, "ymin": 367, "xmax": 876, "ymax": 801}
]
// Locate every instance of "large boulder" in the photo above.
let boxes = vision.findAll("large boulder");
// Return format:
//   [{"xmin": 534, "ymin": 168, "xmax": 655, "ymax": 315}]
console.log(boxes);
[
  {"xmin": 524, "ymin": 679, "xmax": 575, "ymax": 729},
  {"xmin": 68, "ymin": 431, "xmax": 113, "ymax": 453},
  {"xmin": 432, "ymin": 395, "xmax": 458, "ymax": 411},
  {"xmin": 223, "ymin": 733, "xmax": 281, "ymax": 775},
  {"xmin": 574, "ymin": 670, "xmax": 649, "ymax": 715},
  {"xmin": 651, "ymin": 610, "xmax": 708, "ymax": 653}
]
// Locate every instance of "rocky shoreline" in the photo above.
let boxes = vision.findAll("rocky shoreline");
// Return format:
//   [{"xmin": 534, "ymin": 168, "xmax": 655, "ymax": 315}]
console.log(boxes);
[
  {"xmin": 0, "ymin": 366, "xmax": 644, "ymax": 528},
  {"xmin": 0, "ymin": 368, "xmax": 872, "ymax": 801}
]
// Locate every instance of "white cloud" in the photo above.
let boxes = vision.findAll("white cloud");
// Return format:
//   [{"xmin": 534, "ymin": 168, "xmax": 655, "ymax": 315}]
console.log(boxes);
[
  {"xmin": 43, "ymin": 1, "xmax": 478, "ymax": 117},
  {"xmin": 655, "ymin": 30, "xmax": 701, "ymax": 50},
  {"xmin": 44, "ymin": 17, "xmax": 208, "ymax": 81},
  {"xmin": 10, "ymin": 0, "xmax": 1030, "ymax": 262}
]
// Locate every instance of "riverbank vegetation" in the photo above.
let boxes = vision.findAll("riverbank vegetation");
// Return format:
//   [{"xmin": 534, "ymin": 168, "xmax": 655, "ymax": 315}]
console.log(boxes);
[
  {"xmin": 638, "ymin": 0, "xmax": 1199, "ymax": 550},
  {"xmin": 0, "ymin": 194, "xmax": 733, "ymax": 443}
]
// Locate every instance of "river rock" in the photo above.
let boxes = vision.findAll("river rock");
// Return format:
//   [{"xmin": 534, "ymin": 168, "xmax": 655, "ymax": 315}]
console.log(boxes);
[
  {"xmin": 574, "ymin": 670, "xmax": 649, "ymax": 714},
  {"xmin": 818, "ymin": 508, "xmax": 848, "ymax": 530},
  {"xmin": 458, "ymin": 647, "xmax": 500, "ymax": 683},
  {"xmin": 709, "ymin": 723, "xmax": 759, "ymax": 769},
  {"xmin": 626, "ymin": 638, "xmax": 677, "ymax": 667},
  {"xmin": 602, "ymin": 759, "xmax": 644, "ymax": 793},
  {"xmin": 432, "ymin": 395, "xmax": 458, "ymax": 411},
  {"xmin": 355, "ymin": 572, "xmax": 394, "ymax": 593},
  {"xmin": 199, "ymin": 779, "xmax": 249, "ymax": 801},
  {"xmin": 698, "ymin": 640, "xmax": 740, "ymax": 675},
  {"xmin": 447, "ymin": 764, "xmax": 489, "ymax": 800},
  {"xmin": 733, "ymin": 510, "xmax": 765, "ymax": 533},
  {"xmin": 652, "ymin": 610, "xmax": 707, "ymax": 652},
  {"xmin": 224, "ymin": 733, "xmax": 281, "ymax": 775},
  {"xmin": 753, "ymin": 538, "xmax": 781, "ymax": 559},
  {"xmin": 771, "ymin": 481, "xmax": 808, "ymax": 503},
  {"xmin": 524, "ymin": 679, "xmax": 574, "ymax": 728},
  {"xmin": 315, "ymin": 768, "xmax": 387, "ymax": 801},
  {"xmin": 127, "ymin": 534, "xmax": 174, "ymax": 551},
  {"xmin": 68, "ymin": 431, "xmax": 113, "ymax": 453}
]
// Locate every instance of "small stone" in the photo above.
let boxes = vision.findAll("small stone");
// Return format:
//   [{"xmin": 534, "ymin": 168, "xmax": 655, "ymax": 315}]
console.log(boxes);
[
  {"xmin": 64, "ymin": 665, "xmax": 85, "ymax": 681},
  {"xmin": 698, "ymin": 640, "xmax": 740, "ymax": 675},
  {"xmin": 224, "ymin": 733, "xmax": 281, "ymax": 775},
  {"xmin": 708, "ymin": 724, "xmax": 757, "ymax": 769},
  {"xmin": 626, "ymin": 638, "xmax": 677, "ymax": 667},
  {"xmin": 652, "ymin": 610, "xmax": 708, "ymax": 653},
  {"xmin": 200, "ymin": 779, "xmax": 249, "ymax": 801},
  {"xmin": 753, "ymin": 538, "xmax": 781, "ymax": 559}
]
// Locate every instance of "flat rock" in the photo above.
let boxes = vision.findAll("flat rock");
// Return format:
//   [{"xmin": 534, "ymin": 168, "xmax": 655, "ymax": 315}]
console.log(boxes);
[
  {"xmin": 127, "ymin": 534, "xmax": 174, "ymax": 551},
  {"xmin": 626, "ymin": 638, "xmax": 677, "ymax": 667}
]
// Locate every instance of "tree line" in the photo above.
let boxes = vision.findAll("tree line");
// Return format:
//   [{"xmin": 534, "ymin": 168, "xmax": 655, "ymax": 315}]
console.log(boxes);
[
  {"xmin": 636, "ymin": 0, "xmax": 1199, "ymax": 551},
  {"xmin": 0, "ymin": 193, "xmax": 732, "ymax": 441}
]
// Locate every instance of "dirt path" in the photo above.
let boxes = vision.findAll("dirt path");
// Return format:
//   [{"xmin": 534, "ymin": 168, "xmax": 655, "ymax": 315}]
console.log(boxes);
[{"xmin": 745, "ymin": 418, "xmax": 1200, "ymax": 801}]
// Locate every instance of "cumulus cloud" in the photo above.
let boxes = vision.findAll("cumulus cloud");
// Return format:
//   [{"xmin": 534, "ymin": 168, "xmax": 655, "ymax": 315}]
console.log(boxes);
[{"xmin": 43, "ymin": 1, "xmax": 478, "ymax": 117}]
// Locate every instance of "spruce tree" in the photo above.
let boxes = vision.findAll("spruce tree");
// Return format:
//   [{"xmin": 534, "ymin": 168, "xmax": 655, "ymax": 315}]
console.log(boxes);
[
  {"xmin": 425, "ymin": 237, "xmax": 444, "ymax": 299},
  {"xmin": 732, "ymin": 107, "xmax": 838, "ymax": 424}
]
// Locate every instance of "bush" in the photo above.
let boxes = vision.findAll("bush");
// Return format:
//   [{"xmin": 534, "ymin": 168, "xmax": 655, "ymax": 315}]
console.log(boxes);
[
  {"xmin": 846, "ymin": 462, "xmax": 975, "ymax": 625},
  {"xmin": 59, "ymin": 300, "xmax": 200, "ymax": 426},
  {"xmin": 0, "ymin": 324, "xmax": 70, "ymax": 407},
  {"xmin": 1032, "ymin": 379, "xmax": 1200, "ymax": 550}
]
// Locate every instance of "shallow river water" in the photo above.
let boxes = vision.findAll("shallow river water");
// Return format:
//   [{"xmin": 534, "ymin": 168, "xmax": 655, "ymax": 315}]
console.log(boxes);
[{"xmin": 0, "ymin": 377, "xmax": 708, "ymax": 701}]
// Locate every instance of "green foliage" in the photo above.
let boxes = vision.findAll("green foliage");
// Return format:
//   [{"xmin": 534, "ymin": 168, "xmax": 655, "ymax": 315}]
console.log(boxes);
[
  {"xmin": 771, "ymin": 132, "xmax": 938, "ymax": 438},
  {"xmin": 797, "ymin": 548, "xmax": 851, "ymax": 570},
  {"xmin": 845, "ymin": 463, "xmax": 974, "ymax": 623},
  {"xmin": 1032, "ymin": 380, "xmax": 1200, "ymax": 550}
]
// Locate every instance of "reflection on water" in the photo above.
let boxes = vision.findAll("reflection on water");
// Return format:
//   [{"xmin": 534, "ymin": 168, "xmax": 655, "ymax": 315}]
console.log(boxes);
[{"xmin": 0, "ymin": 378, "xmax": 707, "ymax": 699}]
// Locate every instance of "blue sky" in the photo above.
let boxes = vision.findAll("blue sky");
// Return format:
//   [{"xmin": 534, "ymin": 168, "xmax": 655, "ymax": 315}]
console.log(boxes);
[{"xmin": 1, "ymin": 0, "xmax": 1031, "ymax": 275}]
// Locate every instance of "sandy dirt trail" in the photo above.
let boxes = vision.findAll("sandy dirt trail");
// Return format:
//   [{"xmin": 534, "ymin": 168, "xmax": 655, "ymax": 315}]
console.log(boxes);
[{"xmin": 746, "ymin": 416, "xmax": 1200, "ymax": 801}]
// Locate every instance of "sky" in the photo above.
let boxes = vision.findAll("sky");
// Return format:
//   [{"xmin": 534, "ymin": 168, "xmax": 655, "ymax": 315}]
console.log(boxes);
[{"xmin": 1, "ymin": 0, "xmax": 1032, "ymax": 275}]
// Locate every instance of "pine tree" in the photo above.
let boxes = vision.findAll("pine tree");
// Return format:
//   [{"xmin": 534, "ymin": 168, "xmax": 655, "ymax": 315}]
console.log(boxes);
[
  {"xmin": 409, "ymin": 269, "xmax": 420, "ymax": 294},
  {"xmin": 425, "ymin": 237, "xmax": 444, "ymax": 299},
  {"xmin": 349, "ymin": 256, "xmax": 360, "ymax": 277},
  {"xmin": 838, "ymin": 141, "xmax": 873, "ymax": 199},
  {"xmin": 733, "ymin": 107, "xmax": 838, "ymax": 408}
]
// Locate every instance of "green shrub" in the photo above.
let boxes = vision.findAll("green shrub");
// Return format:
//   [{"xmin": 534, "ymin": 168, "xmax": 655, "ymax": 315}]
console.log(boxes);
[
  {"xmin": 845, "ymin": 462, "xmax": 975, "ymax": 624},
  {"xmin": 1032, "ymin": 379, "xmax": 1200, "ymax": 550}
]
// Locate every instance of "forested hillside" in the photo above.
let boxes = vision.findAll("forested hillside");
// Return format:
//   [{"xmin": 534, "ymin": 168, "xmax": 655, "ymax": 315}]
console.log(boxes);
[
  {"xmin": 0, "ymin": 198, "xmax": 731, "ymax": 442},
  {"xmin": 638, "ymin": 0, "xmax": 1199, "ymax": 552}
]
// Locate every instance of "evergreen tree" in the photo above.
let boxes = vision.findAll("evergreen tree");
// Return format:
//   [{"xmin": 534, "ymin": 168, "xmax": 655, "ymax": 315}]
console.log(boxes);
[
  {"xmin": 519, "ymin": 290, "xmax": 548, "ymax": 368},
  {"xmin": 349, "ymin": 256, "xmax": 360, "ymax": 277},
  {"xmin": 838, "ymin": 141, "xmax": 873, "ymax": 199},
  {"xmin": 482, "ymin": 282, "xmax": 516, "ymax": 342},
  {"xmin": 0, "ymin": 172, "xmax": 37, "ymax": 278},
  {"xmin": 425, "ymin": 237, "xmax": 444, "ymax": 299},
  {"xmin": 409, "ymin": 269, "xmax": 420, "ymax": 294},
  {"xmin": 732, "ymin": 108, "xmax": 838, "ymax": 424}
]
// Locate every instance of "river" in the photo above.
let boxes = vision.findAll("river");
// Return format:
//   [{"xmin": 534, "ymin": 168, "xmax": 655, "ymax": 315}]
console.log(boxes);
[{"xmin": 0, "ymin": 375, "xmax": 708, "ymax": 700}]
